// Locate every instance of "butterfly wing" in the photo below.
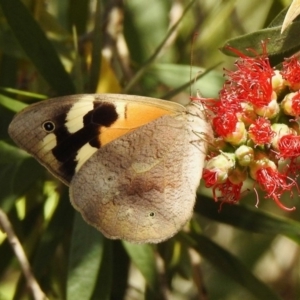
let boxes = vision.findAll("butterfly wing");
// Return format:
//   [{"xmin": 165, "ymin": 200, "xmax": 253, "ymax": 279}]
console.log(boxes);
[
  {"xmin": 8, "ymin": 94, "xmax": 185, "ymax": 185},
  {"xmin": 9, "ymin": 94, "xmax": 210, "ymax": 243},
  {"xmin": 70, "ymin": 103, "xmax": 209, "ymax": 243}
]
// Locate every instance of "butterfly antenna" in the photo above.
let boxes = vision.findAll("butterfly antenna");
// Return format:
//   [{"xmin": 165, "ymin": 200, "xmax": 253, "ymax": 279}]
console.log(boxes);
[{"xmin": 190, "ymin": 32, "xmax": 198, "ymax": 97}]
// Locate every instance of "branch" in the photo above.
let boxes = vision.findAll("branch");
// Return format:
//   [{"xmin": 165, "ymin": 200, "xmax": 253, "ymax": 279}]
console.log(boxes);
[{"xmin": 0, "ymin": 209, "xmax": 47, "ymax": 300}]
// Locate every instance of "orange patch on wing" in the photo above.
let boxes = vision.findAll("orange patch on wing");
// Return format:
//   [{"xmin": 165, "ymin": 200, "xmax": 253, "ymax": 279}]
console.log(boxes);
[{"xmin": 99, "ymin": 103, "xmax": 175, "ymax": 146}]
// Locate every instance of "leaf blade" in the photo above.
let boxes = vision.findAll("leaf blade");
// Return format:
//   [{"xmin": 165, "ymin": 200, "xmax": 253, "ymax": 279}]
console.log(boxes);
[
  {"xmin": 0, "ymin": 0, "xmax": 75, "ymax": 95},
  {"xmin": 180, "ymin": 233, "xmax": 282, "ymax": 300}
]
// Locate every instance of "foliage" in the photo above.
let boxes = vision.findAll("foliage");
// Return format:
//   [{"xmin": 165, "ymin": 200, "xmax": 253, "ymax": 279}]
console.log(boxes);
[{"xmin": 0, "ymin": 0, "xmax": 300, "ymax": 299}]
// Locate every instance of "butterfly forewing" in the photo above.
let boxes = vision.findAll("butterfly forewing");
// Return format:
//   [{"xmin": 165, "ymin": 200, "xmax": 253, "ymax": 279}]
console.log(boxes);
[{"xmin": 8, "ymin": 94, "xmax": 184, "ymax": 185}]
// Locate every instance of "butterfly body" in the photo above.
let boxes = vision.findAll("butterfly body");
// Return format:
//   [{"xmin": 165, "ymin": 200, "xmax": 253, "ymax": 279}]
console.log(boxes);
[{"xmin": 8, "ymin": 94, "xmax": 211, "ymax": 243}]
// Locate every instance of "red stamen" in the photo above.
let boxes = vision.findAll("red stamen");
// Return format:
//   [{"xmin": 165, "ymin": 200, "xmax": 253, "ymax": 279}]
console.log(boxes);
[
  {"xmin": 213, "ymin": 109, "xmax": 238, "ymax": 137},
  {"xmin": 202, "ymin": 169, "xmax": 218, "ymax": 188},
  {"xmin": 248, "ymin": 117, "xmax": 275, "ymax": 145},
  {"xmin": 291, "ymin": 92, "xmax": 300, "ymax": 115},
  {"xmin": 255, "ymin": 167, "xmax": 296, "ymax": 211},
  {"xmin": 281, "ymin": 56, "xmax": 300, "ymax": 90},
  {"xmin": 222, "ymin": 44, "xmax": 274, "ymax": 109},
  {"xmin": 278, "ymin": 134, "xmax": 300, "ymax": 159},
  {"xmin": 213, "ymin": 179, "xmax": 243, "ymax": 205}
]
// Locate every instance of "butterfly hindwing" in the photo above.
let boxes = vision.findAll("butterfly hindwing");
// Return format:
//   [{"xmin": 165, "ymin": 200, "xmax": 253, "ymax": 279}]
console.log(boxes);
[{"xmin": 70, "ymin": 113, "xmax": 202, "ymax": 243}]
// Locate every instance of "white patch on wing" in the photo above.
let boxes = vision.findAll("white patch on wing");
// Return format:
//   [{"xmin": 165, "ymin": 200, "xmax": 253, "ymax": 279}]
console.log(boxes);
[
  {"xmin": 66, "ymin": 96, "xmax": 94, "ymax": 133},
  {"xmin": 75, "ymin": 143, "xmax": 98, "ymax": 172},
  {"xmin": 115, "ymin": 102, "xmax": 127, "ymax": 120},
  {"xmin": 41, "ymin": 133, "xmax": 57, "ymax": 151}
]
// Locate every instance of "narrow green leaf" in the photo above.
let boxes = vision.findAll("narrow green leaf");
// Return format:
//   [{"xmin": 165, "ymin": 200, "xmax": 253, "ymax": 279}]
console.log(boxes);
[
  {"xmin": 0, "ymin": 88, "xmax": 46, "ymax": 100},
  {"xmin": 220, "ymin": 21, "xmax": 300, "ymax": 64},
  {"xmin": 0, "ymin": 0, "xmax": 75, "ymax": 95},
  {"xmin": 0, "ymin": 104, "xmax": 15, "ymax": 140},
  {"xmin": 0, "ymin": 54, "xmax": 18, "ymax": 88},
  {"xmin": 0, "ymin": 140, "xmax": 29, "ymax": 163},
  {"xmin": 0, "ymin": 94, "xmax": 27, "ymax": 112},
  {"xmin": 67, "ymin": 213, "xmax": 105, "ymax": 300},
  {"xmin": 122, "ymin": 241, "xmax": 159, "ymax": 291},
  {"xmin": 124, "ymin": 0, "xmax": 197, "ymax": 93},
  {"xmin": 196, "ymin": 196, "xmax": 300, "ymax": 244},
  {"xmin": 69, "ymin": 0, "xmax": 89, "ymax": 35},
  {"xmin": 268, "ymin": 7, "xmax": 289, "ymax": 27},
  {"xmin": 33, "ymin": 189, "xmax": 74, "ymax": 280},
  {"xmin": 0, "ymin": 141, "xmax": 44, "ymax": 212},
  {"xmin": 147, "ymin": 63, "xmax": 223, "ymax": 99},
  {"xmin": 110, "ymin": 241, "xmax": 130, "ymax": 298},
  {"xmin": 91, "ymin": 239, "xmax": 113, "ymax": 300},
  {"xmin": 88, "ymin": 0, "xmax": 103, "ymax": 93},
  {"xmin": 180, "ymin": 233, "xmax": 282, "ymax": 300}
]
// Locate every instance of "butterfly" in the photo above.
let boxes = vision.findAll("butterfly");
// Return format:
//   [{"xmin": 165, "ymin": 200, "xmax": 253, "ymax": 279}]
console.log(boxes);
[{"xmin": 8, "ymin": 94, "xmax": 211, "ymax": 243}]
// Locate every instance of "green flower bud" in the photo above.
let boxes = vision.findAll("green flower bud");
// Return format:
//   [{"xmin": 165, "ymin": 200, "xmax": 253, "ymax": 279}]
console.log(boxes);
[{"xmin": 235, "ymin": 145, "xmax": 254, "ymax": 166}]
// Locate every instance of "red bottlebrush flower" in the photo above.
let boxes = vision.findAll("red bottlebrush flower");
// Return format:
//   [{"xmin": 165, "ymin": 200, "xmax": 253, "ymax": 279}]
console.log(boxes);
[
  {"xmin": 278, "ymin": 132, "xmax": 300, "ymax": 178},
  {"xmin": 219, "ymin": 88, "xmax": 243, "ymax": 113},
  {"xmin": 281, "ymin": 56, "xmax": 300, "ymax": 90},
  {"xmin": 248, "ymin": 117, "xmax": 275, "ymax": 145},
  {"xmin": 278, "ymin": 134, "xmax": 300, "ymax": 159},
  {"xmin": 202, "ymin": 153, "xmax": 236, "ymax": 188},
  {"xmin": 291, "ymin": 92, "xmax": 300, "ymax": 116},
  {"xmin": 198, "ymin": 44, "xmax": 300, "ymax": 212},
  {"xmin": 213, "ymin": 110, "xmax": 238, "ymax": 137},
  {"xmin": 281, "ymin": 92, "xmax": 300, "ymax": 117},
  {"xmin": 223, "ymin": 46, "xmax": 275, "ymax": 109},
  {"xmin": 212, "ymin": 179, "xmax": 243, "ymax": 205},
  {"xmin": 202, "ymin": 169, "xmax": 218, "ymax": 188},
  {"xmin": 255, "ymin": 167, "xmax": 296, "ymax": 211}
]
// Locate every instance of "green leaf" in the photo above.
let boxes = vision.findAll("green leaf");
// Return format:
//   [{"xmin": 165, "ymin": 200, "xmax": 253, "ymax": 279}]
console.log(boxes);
[
  {"xmin": 122, "ymin": 241, "xmax": 160, "ymax": 292},
  {"xmin": 0, "ymin": 94, "xmax": 27, "ymax": 112},
  {"xmin": 0, "ymin": 88, "xmax": 47, "ymax": 100},
  {"xmin": 196, "ymin": 196, "xmax": 300, "ymax": 244},
  {"xmin": 268, "ymin": 7, "xmax": 289, "ymax": 27},
  {"xmin": 124, "ymin": 0, "xmax": 196, "ymax": 93},
  {"xmin": 180, "ymin": 233, "xmax": 282, "ymax": 300},
  {"xmin": 0, "ymin": 0, "xmax": 75, "ymax": 95},
  {"xmin": 33, "ymin": 188, "xmax": 74, "ymax": 280},
  {"xmin": 88, "ymin": 0, "xmax": 103, "ymax": 93},
  {"xmin": 0, "ymin": 140, "xmax": 29, "ymax": 163},
  {"xmin": 0, "ymin": 104, "xmax": 14, "ymax": 140},
  {"xmin": 0, "ymin": 141, "xmax": 44, "ymax": 212},
  {"xmin": 148, "ymin": 63, "xmax": 224, "ymax": 98},
  {"xmin": 69, "ymin": 0, "xmax": 89, "ymax": 35},
  {"xmin": 91, "ymin": 239, "xmax": 113, "ymax": 300},
  {"xmin": 220, "ymin": 19, "xmax": 300, "ymax": 66},
  {"xmin": 67, "ymin": 213, "xmax": 105, "ymax": 300}
]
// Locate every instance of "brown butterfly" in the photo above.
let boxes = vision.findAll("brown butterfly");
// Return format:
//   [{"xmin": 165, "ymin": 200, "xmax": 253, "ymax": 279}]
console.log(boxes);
[{"xmin": 8, "ymin": 94, "xmax": 211, "ymax": 243}]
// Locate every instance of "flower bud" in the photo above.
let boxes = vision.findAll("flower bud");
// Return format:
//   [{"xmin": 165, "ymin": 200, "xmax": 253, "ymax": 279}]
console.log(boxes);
[
  {"xmin": 224, "ymin": 121, "xmax": 247, "ymax": 146},
  {"xmin": 204, "ymin": 153, "xmax": 236, "ymax": 184},
  {"xmin": 235, "ymin": 145, "xmax": 254, "ymax": 166},
  {"xmin": 254, "ymin": 94, "xmax": 279, "ymax": 119},
  {"xmin": 281, "ymin": 92, "xmax": 300, "ymax": 117},
  {"xmin": 249, "ymin": 158, "xmax": 277, "ymax": 180},
  {"xmin": 228, "ymin": 167, "xmax": 248, "ymax": 184},
  {"xmin": 271, "ymin": 70, "xmax": 286, "ymax": 93},
  {"xmin": 271, "ymin": 123, "xmax": 294, "ymax": 150}
]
